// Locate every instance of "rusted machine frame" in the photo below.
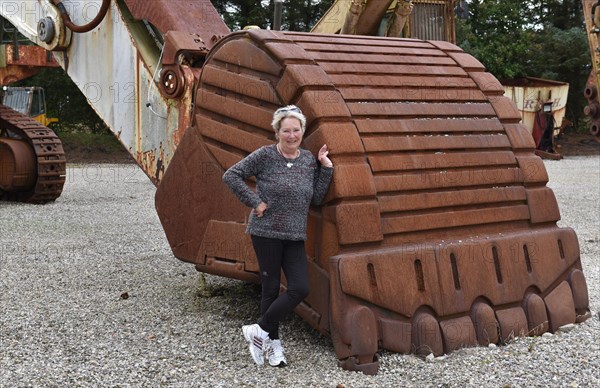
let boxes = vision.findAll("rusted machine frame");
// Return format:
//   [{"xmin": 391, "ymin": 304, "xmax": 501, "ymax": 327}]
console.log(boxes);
[
  {"xmin": 0, "ymin": 43, "xmax": 58, "ymax": 85},
  {"xmin": 1, "ymin": 17, "xmax": 63, "ymax": 202},
  {"xmin": 312, "ymin": 0, "xmax": 456, "ymax": 42},
  {"xmin": 0, "ymin": 104, "xmax": 65, "ymax": 203},
  {"xmin": 582, "ymin": 0, "xmax": 600, "ymax": 135},
  {"xmin": 1, "ymin": 15, "xmax": 59, "ymax": 85},
  {"xmin": 407, "ymin": 0, "xmax": 456, "ymax": 42},
  {"xmin": 1, "ymin": 0, "xmax": 230, "ymax": 184}
]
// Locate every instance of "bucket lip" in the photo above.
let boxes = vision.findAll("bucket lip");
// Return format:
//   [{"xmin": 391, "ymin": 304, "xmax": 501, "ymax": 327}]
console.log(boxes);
[{"xmin": 500, "ymin": 76, "xmax": 569, "ymax": 88}]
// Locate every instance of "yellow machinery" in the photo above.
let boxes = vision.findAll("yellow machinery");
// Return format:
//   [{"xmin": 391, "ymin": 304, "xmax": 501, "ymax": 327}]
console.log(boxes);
[
  {"xmin": 312, "ymin": 0, "xmax": 456, "ymax": 42},
  {"xmin": 1, "ymin": 86, "xmax": 58, "ymax": 127}
]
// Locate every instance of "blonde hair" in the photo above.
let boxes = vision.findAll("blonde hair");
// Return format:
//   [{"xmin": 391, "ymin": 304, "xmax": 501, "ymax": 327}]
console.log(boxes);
[{"xmin": 271, "ymin": 105, "xmax": 306, "ymax": 135}]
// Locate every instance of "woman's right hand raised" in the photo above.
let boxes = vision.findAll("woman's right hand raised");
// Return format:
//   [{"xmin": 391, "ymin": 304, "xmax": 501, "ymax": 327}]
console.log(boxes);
[{"xmin": 254, "ymin": 202, "xmax": 268, "ymax": 217}]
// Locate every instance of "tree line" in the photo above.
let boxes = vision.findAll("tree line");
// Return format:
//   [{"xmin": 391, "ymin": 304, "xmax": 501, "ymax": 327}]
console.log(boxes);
[
  {"xmin": 16, "ymin": 0, "xmax": 590, "ymax": 131},
  {"xmin": 457, "ymin": 0, "xmax": 589, "ymax": 128},
  {"xmin": 211, "ymin": 0, "xmax": 334, "ymax": 31}
]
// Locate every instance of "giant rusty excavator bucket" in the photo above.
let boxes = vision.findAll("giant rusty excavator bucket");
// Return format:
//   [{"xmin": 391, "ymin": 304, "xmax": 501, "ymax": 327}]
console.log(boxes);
[{"xmin": 155, "ymin": 30, "xmax": 591, "ymax": 374}]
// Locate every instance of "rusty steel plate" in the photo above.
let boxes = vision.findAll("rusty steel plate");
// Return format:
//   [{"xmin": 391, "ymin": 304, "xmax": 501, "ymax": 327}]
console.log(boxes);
[{"xmin": 0, "ymin": 43, "xmax": 59, "ymax": 85}]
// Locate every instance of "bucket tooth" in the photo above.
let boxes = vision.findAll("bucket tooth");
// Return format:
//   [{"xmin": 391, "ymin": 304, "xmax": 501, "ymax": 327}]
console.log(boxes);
[
  {"xmin": 523, "ymin": 293, "xmax": 549, "ymax": 336},
  {"xmin": 568, "ymin": 269, "xmax": 590, "ymax": 315},
  {"xmin": 440, "ymin": 316, "xmax": 477, "ymax": 353},
  {"xmin": 544, "ymin": 281, "xmax": 577, "ymax": 332},
  {"xmin": 496, "ymin": 307, "xmax": 529, "ymax": 344},
  {"xmin": 412, "ymin": 312, "xmax": 444, "ymax": 357},
  {"xmin": 471, "ymin": 301, "xmax": 500, "ymax": 346}
]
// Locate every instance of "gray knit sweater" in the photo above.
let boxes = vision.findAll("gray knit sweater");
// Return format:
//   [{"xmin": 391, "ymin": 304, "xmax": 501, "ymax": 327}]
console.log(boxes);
[{"xmin": 222, "ymin": 144, "xmax": 333, "ymax": 241}]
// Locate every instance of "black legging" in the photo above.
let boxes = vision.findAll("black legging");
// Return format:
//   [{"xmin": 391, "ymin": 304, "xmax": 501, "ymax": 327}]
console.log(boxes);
[{"xmin": 251, "ymin": 235, "xmax": 309, "ymax": 340}]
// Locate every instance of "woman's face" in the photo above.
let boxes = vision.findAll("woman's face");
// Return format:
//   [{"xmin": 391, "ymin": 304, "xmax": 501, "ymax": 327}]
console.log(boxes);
[{"xmin": 277, "ymin": 117, "xmax": 303, "ymax": 152}]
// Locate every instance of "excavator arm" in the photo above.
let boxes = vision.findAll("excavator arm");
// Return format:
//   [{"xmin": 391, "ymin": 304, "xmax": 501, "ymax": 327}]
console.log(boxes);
[
  {"xmin": 312, "ymin": 0, "xmax": 455, "ymax": 41},
  {"xmin": 582, "ymin": 0, "xmax": 600, "ymax": 136},
  {"xmin": 1, "ymin": 0, "xmax": 229, "ymax": 188}
]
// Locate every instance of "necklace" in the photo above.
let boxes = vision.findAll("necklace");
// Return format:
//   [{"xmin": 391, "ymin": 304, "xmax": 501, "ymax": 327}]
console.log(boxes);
[{"xmin": 276, "ymin": 144, "xmax": 299, "ymax": 168}]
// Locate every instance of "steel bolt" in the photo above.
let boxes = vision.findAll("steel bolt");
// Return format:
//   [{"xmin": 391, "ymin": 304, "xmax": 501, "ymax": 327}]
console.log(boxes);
[
  {"xmin": 37, "ymin": 17, "xmax": 56, "ymax": 43},
  {"xmin": 159, "ymin": 68, "xmax": 184, "ymax": 98},
  {"xmin": 584, "ymin": 85, "xmax": 598, "ymax": 100},
  {"xmin": 584, "ymin": 103, "xmax": 600, "ymax": 118},
  {"xmin": 591, "ymin": 121, "xmax": 600, "ymax": 136}
]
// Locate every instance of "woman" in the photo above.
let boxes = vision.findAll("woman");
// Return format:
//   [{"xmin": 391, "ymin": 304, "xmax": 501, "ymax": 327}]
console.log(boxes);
[{"xmin": 222, "ymin": 105, "xmax": 333, "ymax": 367}]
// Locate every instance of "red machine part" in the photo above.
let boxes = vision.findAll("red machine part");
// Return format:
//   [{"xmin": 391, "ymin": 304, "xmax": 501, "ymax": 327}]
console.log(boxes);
[
  {"xmin": 0, "ymin": 44, "xmax": 58, "ymax": 85},
  {"xmin": 0, "ymin": 104, "xmax": 65, "ymax": 203},
  {"xmin": 0, "ymin": 137, "xmax": 36, "ymax": 190},
  {"xmin": 155, "ymin": 30, "xmax": 590, "ymax": 374},
  {"xmin": 584, "ymin": 84, "xmax": 600, "ymax": 136},
  {"xmin": 582, "ymin": 0, "xmax": 600, "ymax": 136},
  {"xmin": 123, "ymin": 0, "xmax": 229, "ymax": 40},
  {"xmin": 50, "ymin": 0, "xmax": 110, "ymax": 34}
]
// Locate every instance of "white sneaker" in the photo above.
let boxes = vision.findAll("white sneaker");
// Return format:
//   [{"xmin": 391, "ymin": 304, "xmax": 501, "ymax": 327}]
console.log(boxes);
[
  {"xmin": 267, "ymin": 339, "xmax": 287, "ymax": 367},
  {"xmin": 242, "ymin": 324, "xmax": 268, "ymax": 365}
]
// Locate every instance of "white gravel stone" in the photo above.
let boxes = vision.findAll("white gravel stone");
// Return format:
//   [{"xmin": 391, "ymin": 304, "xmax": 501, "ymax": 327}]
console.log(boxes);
[
  {"xmin": 1, "ymin": 155, "xmax": 599, "ymax": 387},
  {"xmin": 559, "ymin": 324, "xmax": 577, "ymax": 333}
]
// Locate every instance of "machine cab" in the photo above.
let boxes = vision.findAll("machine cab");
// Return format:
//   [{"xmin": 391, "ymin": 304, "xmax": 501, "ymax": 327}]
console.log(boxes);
[{"xmin": 1, "ymin": 86, "xmax": 58, "ymax": 126}]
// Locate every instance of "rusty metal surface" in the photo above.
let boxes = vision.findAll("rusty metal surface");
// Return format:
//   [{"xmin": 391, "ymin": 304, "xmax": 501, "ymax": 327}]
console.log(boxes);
[
  {"xmin": 312, "ymin": 0, "xmax": 455, "ymax": 42},
  {"xmin": 0, "ymin": 44, "xmax": 58, "ymax": 85},
  {"xmin": 1, "ymin": 1, "xmax": 212, "ymax": 184},
  {"xmin": 409, "ymin": 0, "xmax": 456, "ymax": 42},
  {"xmin": 155, "ymin": 30, "xmax": 590, "ymax": 374},
  {"xmin": 0, "ymin": 104, "xmax": 65, "ymax": 203},
  {"xmin": 1, "ymin": 44, "xmax": 58, "ymax": 67},
  {"xmin": 344, "ymin": 0, "xmax": 395, "ymax": 35},
  {"xmin": 582, "ymin": 0, "xmax": 600, "ymax": 136},
  {"xmin": 1, "ymin": 1, "xmax": 71, "ymax": 51},
  {"xmin": 58, "ymin": 1, "xmax": 196, "ymax": 184},
  {"xmin": 0, "ymin": 137, "xmax": 37, "ymax": 190},
  {"xmin": 158, "ymin": 31, "xmax": 213, "ymax": 99},
  {"xmin": 123, "ymin": 0, "xmax": 229, "ymax": 45}
]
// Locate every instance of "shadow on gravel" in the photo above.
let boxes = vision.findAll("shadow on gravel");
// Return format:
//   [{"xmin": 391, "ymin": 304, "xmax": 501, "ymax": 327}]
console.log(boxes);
[{"xmin": 194, "ymin": 274, "xmax": 261, "ymax": 321}]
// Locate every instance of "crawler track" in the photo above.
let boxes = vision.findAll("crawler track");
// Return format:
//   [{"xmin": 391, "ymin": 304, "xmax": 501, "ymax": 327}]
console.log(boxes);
[{"xmin": 0, "ymin": 104, "xmax": 66, "ymax": 203}]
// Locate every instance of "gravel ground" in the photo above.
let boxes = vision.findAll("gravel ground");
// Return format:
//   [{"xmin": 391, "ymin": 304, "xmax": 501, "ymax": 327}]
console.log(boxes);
[{"xmin": 1, "ymin": 156, "xmax": 598, "ymax": 387}]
